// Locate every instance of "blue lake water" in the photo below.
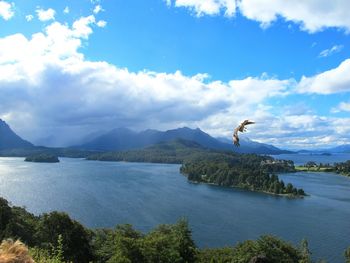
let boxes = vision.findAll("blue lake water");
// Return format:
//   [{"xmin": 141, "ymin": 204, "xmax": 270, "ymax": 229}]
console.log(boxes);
[{"xmin": 1, "ymin": 156, "xmax": 350, "ymax": 262}]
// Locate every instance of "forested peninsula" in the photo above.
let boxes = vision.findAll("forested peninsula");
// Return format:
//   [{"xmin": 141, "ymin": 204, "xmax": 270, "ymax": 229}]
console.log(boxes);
[{"xmin": 87, "ymin": 139, "xmax": 305, "ymax": 197}]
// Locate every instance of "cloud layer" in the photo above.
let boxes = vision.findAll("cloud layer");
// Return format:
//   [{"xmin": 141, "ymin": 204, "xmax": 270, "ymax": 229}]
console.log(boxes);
[
  {"xmin": 168, "ymin": 0, "xmax": 350, "ymax": 32},
  {"xmin": 0, "ymin": 16, "xmax": 293, "ymax": 146},
  {"xmin": 0, "ymin": 4, "xmax": 350, "ymax": 149}
]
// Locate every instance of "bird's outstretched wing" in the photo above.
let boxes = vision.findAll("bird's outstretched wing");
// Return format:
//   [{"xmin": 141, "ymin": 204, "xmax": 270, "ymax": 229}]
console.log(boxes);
[
  {"xmin": 232, "ymin": 120, "xmax": 255, "ymax": 147},
  {"xmin": 238, "ymin": 120, "xmax": 255, "ymax": 132}
]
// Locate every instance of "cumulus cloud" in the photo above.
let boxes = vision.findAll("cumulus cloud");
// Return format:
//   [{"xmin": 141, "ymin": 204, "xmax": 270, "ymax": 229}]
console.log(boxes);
[
  {"xmin": 25, "ymin": 14, "xmax": 33, "ymax": 22},
  {"xmin": 93, "ymin": 5, "xmax": 104, "ymax": 14},
  {"xmin": 164, "ymin": 0, "xmax": 171, "ymax": 7},
  {"xmin": 174, "ymin": 0, "xmax": 236, "ymax": 17},
  {"xmin": 0, "ymin": 1, "xmax": 14, "ymax": 20},
  {"xmin": 319, "ymin": 45, "xmax": 343, "ymax": 58},
  {"xmin": 297, "ymin": 59, "xmax": 350, "ymax": 94},
  {"xmin": 96, "ymin": 20, "xmax": 107, "ymax": 28},
  {"xmin": 332, "ymin": 102, "xmax": 350, "ymax": 113},
  {"xmin": 168, "ymin": 0, "xmax": 350, "ymax": 32},
  {"xmin": 63, "ymin": 6, "xmax": 70, "ymax": 14},
  {"xmin": 36, "ymin": 8, "xmax": 56, "ymax": 21}
]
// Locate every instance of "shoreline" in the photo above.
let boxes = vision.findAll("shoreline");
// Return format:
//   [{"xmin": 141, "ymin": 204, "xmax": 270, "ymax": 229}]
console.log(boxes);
[
  {"xmin": 187, "ymin": 179, "xmax": 305, "ymax": 199},
  {"xmin": 295, "ymin": 166, "xmax": 350, "ymax": 177}
]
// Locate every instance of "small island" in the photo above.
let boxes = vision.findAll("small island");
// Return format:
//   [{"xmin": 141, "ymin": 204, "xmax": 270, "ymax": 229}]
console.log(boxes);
[{"xmin": 25, "ymin": 153, "xmax": 60, "ymax": 163}]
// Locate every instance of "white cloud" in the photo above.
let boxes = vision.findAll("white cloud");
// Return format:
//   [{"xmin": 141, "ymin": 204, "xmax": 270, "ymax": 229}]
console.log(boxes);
[
  {"xmin": 36, "ymin": 8, "xmax": 56, "ymax": 21},
  {"xmin": 63, "ymin": 6, "xmax": 70, "ymax": 14},
  {"xmin": 169, "ymin": 0, "xmax": 350, "ymax": 32},
  {"xmin": 93, "ymin": 5, "xmax": 104, "ymax": 14},
  {"xmin": 297, "ymin": 59, "xmax": 350, "ymax": 94},
  {"xmin": 164, "ymin": 0, "xmax": 171, "ymax": 7},
  {"xmin": 96, "ymin": 20, "xmax": 107, "ymax": 28},
  {"xmin": 0, "ymin": 1, "xmax": 14, "ymax": 20},
  {"xmin": 25, "ymin": 14, "xmax": 33, "ymax": 22},
  {"xmin": 319, "ymin": 45, "xmax": 343, "ymax": 58},
  {"xmin": 174, "ymin": 0, "xmax": 236, "ymax": 17},
  {"xmin": 72, "ymin": 15, "xmax": 96, "ymax": 39},
  {"xmin": 332, "ymin": 102, "xmax": 350, "ymax": 113}
]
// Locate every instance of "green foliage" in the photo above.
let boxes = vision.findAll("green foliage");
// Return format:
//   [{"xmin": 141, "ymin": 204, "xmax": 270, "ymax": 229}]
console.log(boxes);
[
  {"xmin": 107, "ymin": 224, "xmax": 144, "ymax": 263},
  {"xmin": 30, "ymin": 235, "xmax": 66, "ymax": 263},
  {"xmin": 95, "ymin": 219, "xmax": 196, "ymax": 263},
  {"xmin": 25, "ymin": 153, "xmax": 59, "ymax": 163},
  {"xmin": 334, "ymin": 160, "xmax": 350, "ymax": 176},
  {"xmin": 87, "ymin": 139, "xmax": 208, "ymax": 164},
  {"xmin": 345, "ymin": 246, "xmax": 350, "ymax": 263},
  {"xmin": 231, "ymin": 235, "xmax": 303, "ymax": 263},
  {"xmin": 197, "ymin": 236, "xmax": 311, "ymax": 263},
  {"xmin": 181, "ymin": 155, "xmax": 303, "ymax": 196},
  {"xmin": 0, "ymin": 197, "xmax": 13, "ymax": 240},
  {"xmin": 296, "ymin": 160, "xmax": 350, "ymax": 176},
  {"xmin": 0, "ymin": 198, "xmax": 38, "ymax": 245},
  {"xmin": 0, "ymin": 147, "xmax": 97, "ymax": 158},
  {"xmin": 196, "ymin": 247, "xmax": 235, "ymax": 263},
  {"xmin": 36, "ymin": 211, "xmax": 94, "ymax": 263},
  {"xmin": 299, "ymin": 239, "xmax": 312, "ymax": 263},
  {"xmin": 141, "ymin": 219, "xmax": 196, "ymax": 263}
]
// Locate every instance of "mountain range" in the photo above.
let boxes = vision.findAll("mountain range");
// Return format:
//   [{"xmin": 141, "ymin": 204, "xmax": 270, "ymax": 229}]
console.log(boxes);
[
  {"xmin": 75, "ymin": 126, "xmax": 292, "ymax": 154},
  {"xmin": 2, "ymin": 118, "xmax": 349, "ymax": 155}
]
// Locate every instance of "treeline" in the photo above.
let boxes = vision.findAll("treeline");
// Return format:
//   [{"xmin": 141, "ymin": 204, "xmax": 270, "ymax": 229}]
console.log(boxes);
[
  {"xmin": 181, "ymin": 154, "xmax": 304, "ymax": 196},
  {"xmin": 297, "ymin": 160, "xmax": 350, "ymax": 176},
  {"xmin": 3, "ymin": 196, "xmax": 347, "ymax": 263},
  {"xmin": 25, "ymin": 153, "xmax": 60, "ymax": 163},
  {"xmin": 86, "ymin": 139, "xmax": 211, "ymax": 164},
  {"xmin": 0, "ymin": 147, "xmax": 98, "ymax": 158},
  {"xmin": 334, "ymin": 160, "xmax": 350, "ymax": 176}
]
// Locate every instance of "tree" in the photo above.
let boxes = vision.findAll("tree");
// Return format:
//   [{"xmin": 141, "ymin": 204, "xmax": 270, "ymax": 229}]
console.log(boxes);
[
  {"xmin": 286, "ymin": 183, "xmax": 294, "ymax": 194},
  {"xmin": 36, "ymin": 211, "xmax": 94, "ymax": 263},
  {"xmin": 107, "ymin": 224, "xmax": 144, "ymax": 263},
  {"xmin": 0, "ymin": 197, "xmax": 12, "ymax": 240},
  {"xmin": 299, "ymin": 239, "xmax": 311, "ymax": 263},
  {"xmin": 345, "ymin": 246, "xmax": 350, "ymax": 263},
  {"xmin": 140, "ymin": 219, "xmax": 196, "ymax": 263}
]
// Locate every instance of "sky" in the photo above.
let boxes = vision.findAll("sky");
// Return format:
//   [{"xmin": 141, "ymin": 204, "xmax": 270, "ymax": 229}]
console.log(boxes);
[{"xmin": 0, "ymin": 0, "xmax": 350, "ymax": 149}]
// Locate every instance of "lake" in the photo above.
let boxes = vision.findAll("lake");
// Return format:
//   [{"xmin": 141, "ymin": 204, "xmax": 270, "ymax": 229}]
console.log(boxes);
[{"xmin": 1, "ymin": 156, "xmax": 350, "ymax": 262}]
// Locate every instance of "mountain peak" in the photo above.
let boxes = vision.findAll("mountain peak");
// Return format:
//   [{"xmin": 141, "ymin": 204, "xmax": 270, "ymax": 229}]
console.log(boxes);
[{"xmin": 0, "ymin": 119, "xmax": 34, "ymax": 150}]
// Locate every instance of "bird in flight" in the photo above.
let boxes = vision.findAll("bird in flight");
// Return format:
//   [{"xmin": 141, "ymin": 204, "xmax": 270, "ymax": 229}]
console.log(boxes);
[{"xmin": 233, "ymin": 120, "xmax": 255, "ymax": 147}]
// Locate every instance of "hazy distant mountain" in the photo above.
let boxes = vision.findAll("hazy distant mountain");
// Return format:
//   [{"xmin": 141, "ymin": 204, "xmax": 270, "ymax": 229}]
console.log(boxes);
[
  {"xmin": 0, "ymin": 119, "xmax": 33, "ymax": 150},
  {"xmin": 297, "ymin": 144, "xmax": 350, "ymax": 154},
  {"xmin": 76, "ymin": 127, "xmax": 291, "ymax": 154},
  {"xmin": 327, "ymin": 144, "xmax": 350, "ymax": 153}
]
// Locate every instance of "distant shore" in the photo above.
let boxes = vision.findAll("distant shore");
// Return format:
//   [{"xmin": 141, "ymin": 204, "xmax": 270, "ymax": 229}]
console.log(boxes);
[{"xmin": 295, "ymin": 165, "xmax": 350, "ymax": 177}]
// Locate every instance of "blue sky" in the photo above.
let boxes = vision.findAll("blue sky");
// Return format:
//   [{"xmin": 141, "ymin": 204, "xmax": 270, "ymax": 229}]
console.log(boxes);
[{"xmin": 0, "ymin": 0, "xmax": 350, "ymax": 149}]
